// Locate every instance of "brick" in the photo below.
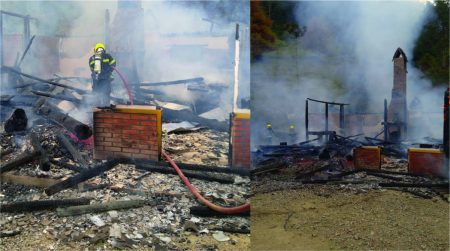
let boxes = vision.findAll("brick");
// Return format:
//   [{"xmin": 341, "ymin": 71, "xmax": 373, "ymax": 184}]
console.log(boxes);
[
  {"xmin": 136, "ymin": 144, "xmax": 150, "ymax": 150},
  {"xmin": 95, "ymin": 145, "xmax": 104, "ymax": 151},
  {"xmin": 111, "ymin": 113, "xmax": 131, "ymax": 119},
  {"xmin": 122, "ymin": 129, "xmax": 141, "ymax": 135},
  {"xmin": 129, "ymin": 134, "xmax": 150, "ymax": 140},
  {"xmin": 114, "ymin": 124, "xmax": 131, "ymax": 130},
  {"xmin": 141, "ymin": 121, "xmax": 157, "ymax": 126},
  {"xmin": 94, "ymin": 112, "xmax": 111, "ymax": 118},
  {"xmin": 132, "ymin": 153, "xmax": 153, "ymax": 159},
  {"xmin": 95, "ymin": 123, "xmax": 113, "ymax": 128},
  {"xmin": 94, "ymin": 128, "xmax": 103, "ymax": 133},
  {"xmin": 122, "ymin": 148, "xmax": 141, "ymax": 153},
  {"xmin": 130, "ymin": 114, "xmax": 151, "ymax": 120},
  {"xmin": 96, "ymin": 132, "xmax": 112, "ymax": 138},
  {"xmin": 112, "ymin": 152, "xmax": 133, "ymax": 158},
  {"xmin": 98, "ymin": 141, "xmax": 112, "ymax": 147},
  {"xmin": 104, "ymin": 146, "xmax": 121, "ymax": 152},
  {"xmin": 140, "ymin": 149, "xmax": 159, "ymax": 155},
  {"xmin": 130, "ymin": 125, "xmax": 147, "ymax": 131}
]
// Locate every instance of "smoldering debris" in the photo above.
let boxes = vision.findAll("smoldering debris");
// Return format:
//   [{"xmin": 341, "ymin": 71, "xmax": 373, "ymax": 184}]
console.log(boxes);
[{"xmin": 0, "ymin": 122, "xmax": 250, "ymax": 249}]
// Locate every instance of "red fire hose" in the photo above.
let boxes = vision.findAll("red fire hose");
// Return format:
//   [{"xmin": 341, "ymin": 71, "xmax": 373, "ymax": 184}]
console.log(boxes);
[
  {"xmin": 113, "ymin": 67, "xmax": 134, "ymax": 105},
  {"xmin": 162, "ymin": 151, "xmax": 250, "ymax": 214}
]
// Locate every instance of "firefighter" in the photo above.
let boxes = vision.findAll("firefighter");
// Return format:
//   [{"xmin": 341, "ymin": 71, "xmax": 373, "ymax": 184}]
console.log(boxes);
[{"xmin": 89, "ymin": 43, "xmax": 116, "ymax": 107}]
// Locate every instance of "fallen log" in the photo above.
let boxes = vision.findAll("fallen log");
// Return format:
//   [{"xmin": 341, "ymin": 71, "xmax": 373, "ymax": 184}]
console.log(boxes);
[
  {"xmin": 365, "ymin": 172, "xmax": 404, "ymax": 181},
  {"xmin": 45, "ymin": 159, "xmax": 120, "ymax": 196},
  {"xmin": 1, "ymin": 173, "xmax": 61, "ymax": 188},
  {"xmin": 135, "ymin": 160, "xmax": 249, "ymax": 177},
  {"xmin": 252, "ymin": 159, "xmax": 286, "ymax": 176},
  {"xmin": 211, "ymin": 227, "xmax": 250, "ymax": 234},
  {"xmin": 0, "ymin": 198, "xmax": 91, "ymax": 213},
  {"xmin": 4, "ymin": 108, "xmax": 27, "ymax": 133},
  {"xmin": 37, "ymin": 103, "xmax": 92, "ymax": 140},
  {"xmin": 57, "ymin": 133, "xmax": 89, "ymax": 168},
  {"xmin": 189, "ymin": 206, "xmax": 249, "ymax": 217},
  {"xmin": 109, "ymin": 186, "xmax": 187, "ymax": 198},
  {"xmin": 139, "ymin": 77, "xmax": 204, "ymax": 86},
  {"xmin": 135, "ymin": 164, "xmax": 234, "ymax": 184},
  {"xmin": 0, "ymin": 149, "xmax": 40, "ymax": 174},
  {"xmin": 56, "ymin": 200, "xmax": 146, "ymax": 217},
  {"xmin": 2, "ymin": 66, "xmax": 88, "ymax": 94},
  {"xmin": 50, "ymin": 159, "xmax": 85, "ymax": 173},
  {"xmin": 30, "ymin": 132, "xmax": 50, "ymax": 171},
  {"xmin": 31, "ymin": 90, "xmax": 82, "ymax": 104},
  {"xmin": 0, "ymin": 230, "xmax": 21, "ymax": 238},
  {"xmin": 0, "ymin": 148, "xmax": 14, "ymax": 159}
]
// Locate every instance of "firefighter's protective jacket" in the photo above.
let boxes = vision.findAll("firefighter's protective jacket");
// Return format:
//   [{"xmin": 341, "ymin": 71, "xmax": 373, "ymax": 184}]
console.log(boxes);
[{"xmin": 89, "ymin": 52, "xmax": 116, "ymax": 80}]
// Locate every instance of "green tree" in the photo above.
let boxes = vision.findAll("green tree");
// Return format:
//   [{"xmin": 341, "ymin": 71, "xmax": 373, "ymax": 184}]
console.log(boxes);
[
  {"xmin": 251, "ymin": 1, "xmax": 277, "ymax": 60},
  {"xmin": 413, "ymin": 0, "xmax": 449, "ymax": 86}
]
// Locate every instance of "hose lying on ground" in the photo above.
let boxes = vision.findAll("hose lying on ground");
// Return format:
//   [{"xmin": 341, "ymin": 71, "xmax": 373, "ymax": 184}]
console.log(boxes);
[{"xmin": 162, "ymin": 151, "xmax": 250, "ymax": 214}]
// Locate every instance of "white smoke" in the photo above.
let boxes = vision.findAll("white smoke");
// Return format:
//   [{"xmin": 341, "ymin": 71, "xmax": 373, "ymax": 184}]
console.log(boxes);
[{"xmin": 251, "ymin": 1, "xmax": 444, "ymax": 148}]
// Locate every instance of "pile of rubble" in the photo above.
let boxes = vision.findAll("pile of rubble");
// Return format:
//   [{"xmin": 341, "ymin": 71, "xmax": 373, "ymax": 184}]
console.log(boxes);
[
  {"xmin": 252, "ymin": 134, "xmax": 448, "ymax": 201},
  {"xmin": 0, "ymin": 121, "xmax": 250, "ymax": 250}
]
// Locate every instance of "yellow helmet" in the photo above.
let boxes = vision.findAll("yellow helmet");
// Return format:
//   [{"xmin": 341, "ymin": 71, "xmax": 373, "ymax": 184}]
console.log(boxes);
[
  {"xmin": 266, "ymin": 123, "xmax": 272, "ymax": 129},
  {"xmin": 94, "ymin": 43, "xmax": 105, "ymax": 52}
]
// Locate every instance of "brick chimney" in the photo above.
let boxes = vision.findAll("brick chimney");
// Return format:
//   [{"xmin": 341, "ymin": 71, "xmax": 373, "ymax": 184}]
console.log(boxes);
[{"xmin": 387, "ymin": 47, "xmax": 408, "ymax": 142}]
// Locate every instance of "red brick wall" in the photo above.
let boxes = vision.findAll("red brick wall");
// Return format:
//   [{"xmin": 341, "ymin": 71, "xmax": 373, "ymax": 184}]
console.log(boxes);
[
  {"xmin": 93, "ymin": 106, "xmax": 161, "ymax": 160},
  {"xmin": 354, "ymin": 146, "xmax": 381, "ymax": 170},
  {"xmin": 408, "ymin": 149, "xmax": 446, "ymax": 178},
  {"xmin": 231, "ymin": 114, "xmax": 250, "ymax": 168}
]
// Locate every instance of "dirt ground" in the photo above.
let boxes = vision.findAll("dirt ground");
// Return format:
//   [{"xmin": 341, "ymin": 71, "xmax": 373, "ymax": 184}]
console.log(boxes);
[{"xmin": 251, "ymin": 187, "xmax": 449, "ymax": 250}]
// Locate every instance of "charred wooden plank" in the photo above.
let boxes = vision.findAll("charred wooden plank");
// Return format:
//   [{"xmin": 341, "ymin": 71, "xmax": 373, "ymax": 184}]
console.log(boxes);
[
  {"xmin": 0, "ymin": 150, "xmax": 40, "ymax": 174},
  {"xmin": 131, "ymin": 159, "xmax": 249, "ymax": 176},
  {"xmin": 1, "ymin": 173, "xmax": 60, "ymax": 188},
  {"xmin": 0, "ymin": 230, "xmax": 21, "ymax": 238},
  {"xmin": 50, "ymin": 159, "xmax": 85, "ymax": 173},
  {"xmin": 365, "ymin": 172, "xmax": 404, "ymax": 181},
  {"xmin": 211, "ymin": 227, "xmax": 250, "ymax": 234},
  {"xmin": 0, "ymin": 148, "xmax": 14, "ymax": 159},
  {"xmin": 45, "ymin": 159, "xmax": 120, "ymax": 196},
  {"xmin": 37, "ymin": 103, "xmax": 92, "ymax": 140},
  {"xmin": 190, "ymin": 206, "xmax": 249, "ymax": 217},
  {"xmin": 56, "ymin": 200, "xmax": 146, "ymax": 217},
  {"xmin": 30, "ymin": 132, "xmax": 50, "ymax": 171},
  {"xmin": 134, "ymin": 164, "xmax": 234, "ymax": 184},
  {"xmin": 2, "ymin": 66, "xmax": 88, "ymax": 94},
  {"xmin": 57, "ymin": 133, "xmax": 89, "ymax": 168},
  {"xmin": 0, "ymin": 198, "xmax": 91, "ymax": 213}
]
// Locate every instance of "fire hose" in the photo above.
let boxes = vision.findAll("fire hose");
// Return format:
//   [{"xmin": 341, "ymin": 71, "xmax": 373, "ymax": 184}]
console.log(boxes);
[
  {"xmin": 112, "ymin": 67, "xmax": 134, "ymax": 105},
  {"xmin": 162, "ymin": 151, "xmax": 250, "ymax": 214}
]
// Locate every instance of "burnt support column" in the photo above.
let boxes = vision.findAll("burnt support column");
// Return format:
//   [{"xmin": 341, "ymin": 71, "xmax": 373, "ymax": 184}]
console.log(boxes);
[
  {"xmin": 305, "ymin": 99, "xmax": 309, "ymax": 140},
  {"xmin": 325, "ymin": 103, "xmax": 329, "ymax": 132},
  {"xmin": 384, "ymin": 98, "xmax": 388, "ymax": 141},
  {"xmin": 0, "ymin": 13, "xmax": 3, "ymax": 67},
  {"xmin": 24, "ymin": 15, "xmax": 30, "ymax": 49},
  {"xmin": 444, "ymin": 88, "xmax": 449, "ymax": 160}
]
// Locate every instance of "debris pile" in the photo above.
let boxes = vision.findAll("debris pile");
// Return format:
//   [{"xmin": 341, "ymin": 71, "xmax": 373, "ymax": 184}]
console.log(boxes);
[
  {"xmin": 252, "ymin": 131, "xmax": 448, "ymax": 202},
  {"xmin": 0, "ymin": 121, "xmax": 250, "ymax": 250}
]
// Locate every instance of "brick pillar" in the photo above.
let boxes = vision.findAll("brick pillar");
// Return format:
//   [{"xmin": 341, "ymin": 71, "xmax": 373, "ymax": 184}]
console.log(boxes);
[
  {"xmin": 353, "ymin": 146, "xmax": 381, "ymax": 170},
  {"xmin": 93, "ymin": 105, "xmax": 162, "ymax": 160},
  {"xmin": 230, "ymin": 110, "xmax": 250, "ymax": 168},
  {"xmin": 388, "ymin": 47, "xmax": 408, "ymax": 141}
]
